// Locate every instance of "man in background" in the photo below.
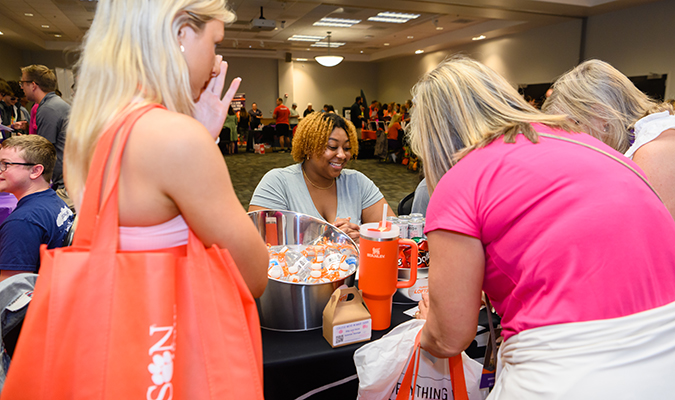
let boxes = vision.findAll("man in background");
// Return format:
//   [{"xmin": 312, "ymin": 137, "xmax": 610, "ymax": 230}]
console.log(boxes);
[
  {"xmin": 0, "ymin": 135, "xmax": 73, "ymax": 281},
  {"xmin": 303, "ymin": 103, "xmax": 313, "ymax": 117},
  {"xmin": 15, "ymin": 65, "xmax": 72, "ymax": 209},
  {"xmin": 273, "ymin": 97, "xmax": 290, "ymax": 152},
  {"xmin": 249, "ymin": 102, "xmax": 263, "ymax": 130}
]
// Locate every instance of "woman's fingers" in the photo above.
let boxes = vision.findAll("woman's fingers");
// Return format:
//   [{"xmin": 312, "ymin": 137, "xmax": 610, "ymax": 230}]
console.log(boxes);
[{"xmin": 221, "ymin": 76, "xmax": 241, "ymax": 110}]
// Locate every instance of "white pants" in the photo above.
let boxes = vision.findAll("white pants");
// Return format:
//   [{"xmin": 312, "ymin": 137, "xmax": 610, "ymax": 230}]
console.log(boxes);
[{"xmin": 488, "ymin": 300, "xmax": 675, "ymax": 399}]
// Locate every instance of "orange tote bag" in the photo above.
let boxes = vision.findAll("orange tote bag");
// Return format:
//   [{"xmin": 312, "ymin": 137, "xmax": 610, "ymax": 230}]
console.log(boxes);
[{"xmin": 2, "ymin": 104, "xmax": 264, "ymax": 400}]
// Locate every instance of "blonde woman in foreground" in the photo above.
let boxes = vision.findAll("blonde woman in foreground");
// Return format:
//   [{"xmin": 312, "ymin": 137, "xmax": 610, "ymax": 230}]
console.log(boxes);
[
  {"xmin": 411, "ymin": 55, "xmax": 675, "ymax": 399},
  {"xmin": 543, "ymin": 59, "xmax": 675, "ymax": 219},
  {"xmin": 64, "ymin": 0, "xmax": 268, "ymax": 296}
]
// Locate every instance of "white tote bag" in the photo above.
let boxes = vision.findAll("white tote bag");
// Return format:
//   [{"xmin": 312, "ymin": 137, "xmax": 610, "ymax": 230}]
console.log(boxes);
[{"xmin": 354, "ymin": 319, "xmax": 485, "ymax": 400}]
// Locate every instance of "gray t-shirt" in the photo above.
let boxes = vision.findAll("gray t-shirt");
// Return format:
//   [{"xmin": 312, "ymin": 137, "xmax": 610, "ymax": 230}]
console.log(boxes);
[{"xmin": 250, "ymin": 163, "xmax": 383, "ymax": 225}]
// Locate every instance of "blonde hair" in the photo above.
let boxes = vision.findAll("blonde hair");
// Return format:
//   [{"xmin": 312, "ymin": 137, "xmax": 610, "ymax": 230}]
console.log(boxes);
[
  {"xmin": 65, "ymin": 0, "xmax": 235, "ymax": 205},
  {"xmin": 291, "ymin": 112, "xmax": 359, "ymax": 162},
  {"xmin": 388, "ymin": 113, "xmax": 402, "ymax": 129},
  {"xmin": 408, "ymin": 55, "xmax": 571, "ymax": 191},
  {"xmin": 542, "ymin": 59, "xmax": 656, "ymax": 153}
]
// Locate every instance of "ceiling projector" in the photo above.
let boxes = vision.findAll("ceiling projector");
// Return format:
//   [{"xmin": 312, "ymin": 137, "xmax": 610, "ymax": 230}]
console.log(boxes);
[
  {"xmin": 250, "ymin": 6, "xmax": 276, "ymax": 31},
  {"xmin": 250, "ymin": 18, "xmax": 276, "ymax": 31}
]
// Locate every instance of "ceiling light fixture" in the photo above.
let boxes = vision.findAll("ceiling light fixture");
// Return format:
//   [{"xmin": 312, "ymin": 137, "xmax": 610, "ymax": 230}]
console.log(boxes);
[
  {"xmin": 415, "ymin": 50, "xmax": 424, "ymax": 54},
  {"xmin": 54, "ymin": 34, "xmax": 62, "ymax": 38},
  {"xmin": 314, "ymin": 17, "xmax": 361, "ymax": 28},
  {"xmin": 24, "ymin": 13, "xmax": 34, "ymax": 17},
  {"xmin": 314, "ymin": 31, "xmax": 344, "ymax": 67},
  {"xmin": 295, "ymin": 58, "xmax": 308, "ymax": 61},
  {"xmin": 41, "ymin": 25, "xmax": 50, "ymax": 28},
  {"xmin": 384, "ymin": 43, "xmax": 390, "ymax": 46},
  {"xmin": 288, "ymin": 34, "xmax": 326, "ymax": 42},
  {"xmin": 407, "ymin": 36, "xmax": 414, "ymax": 39},
  {"xmin": 368, "ymin": 11, "xmax": 419, "ymax": 24},
  {"xmin": 0, "ymin": 31, "xmax": 3, "ymax": 35},
  {"xmin": 472, "ymin": 35, "xmax": 486, "ymax": 41}
]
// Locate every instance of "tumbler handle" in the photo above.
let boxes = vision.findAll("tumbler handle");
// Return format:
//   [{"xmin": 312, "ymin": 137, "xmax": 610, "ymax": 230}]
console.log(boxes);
[{"xmin": 396, "ymin": 239, "xmax": 418, "ymax": 289}]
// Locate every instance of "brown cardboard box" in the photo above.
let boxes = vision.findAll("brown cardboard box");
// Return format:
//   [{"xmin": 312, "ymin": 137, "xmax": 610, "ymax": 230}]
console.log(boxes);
[{"xmin": 323, "ymin": 287, "xmax": 372, "ymax": 348}]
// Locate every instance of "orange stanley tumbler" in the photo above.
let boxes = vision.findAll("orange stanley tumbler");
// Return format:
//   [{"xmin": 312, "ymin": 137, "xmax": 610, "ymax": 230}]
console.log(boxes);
[{"xmin": 359, "ymin": 222, "xmax": 418, "ymax": 330}]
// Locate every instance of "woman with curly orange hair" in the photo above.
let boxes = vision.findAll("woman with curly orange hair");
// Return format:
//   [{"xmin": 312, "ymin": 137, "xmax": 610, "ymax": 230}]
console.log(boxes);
[{"xmin": 249, "ymin": 112, "xmax": 394, "ymax": 241}]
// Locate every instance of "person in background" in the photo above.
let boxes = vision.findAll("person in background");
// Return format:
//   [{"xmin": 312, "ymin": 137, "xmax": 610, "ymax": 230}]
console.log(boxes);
[
  {"xmin": 289, "ymin": 102, "xmax": 299, "ymax": 131},
  {"xmin": 0, "ymin": 80, "xmax": 15, "ymax": 138},
  {"xmin": 0, "ymin": 135, "xmax": 73, "ymax": 281},
  {"xmin": 64, "ymin": 0, "xmax": 268, "ymax": 297},
  {"xmin": 350, "ymin": 96, "xmax": 364, "ymax": 138},
  {"xmin": 273, "ymin": 97, "xmax": 290, "ymax": 152},
  {"xmin": 542, "ymin": 60, "xmax": 675, "ymax": 219},
  {"xmin": 387, "ymin": 113, "xmax": 403, "ymax": 151},
  {"xmin": 237, "ymin": 106, "xmax": 249, "ymax": 148},
  {"xmin": 249, "ymin": 102, "xmax": 262, "ymax": 130},
  {"xmin": 16, "ymin": 65, "xmax": 71, "ymax": 209},
  {"xmin": 401, "ymin": 104, "xmax": 410, "ymax": 125},
  {"xmin": 8, "ymin": 82, "xmax": 29, "ymax": 135},
  {"xmin": 249, "ymin": 112, "xmax": 394, "ymax": 242},
  {"xmin": 322, "ymin": 104, "xmax": 329, "ymax": 113},
  {"xmin": 303, "ymin": 102, "xmax": 313, "ymax": 117},
  {"xmin": 220, "ymin": 105, "xmax": 237, "ymax": 155},
  {"xmin": 410, "ymin": 55, "xmax": 675, "ymax": 399}
]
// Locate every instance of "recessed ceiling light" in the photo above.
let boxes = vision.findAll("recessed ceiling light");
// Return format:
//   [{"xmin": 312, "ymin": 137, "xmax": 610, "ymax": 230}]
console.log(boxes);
[
  {"xmin": 384, "ymin": 43, "xmax": 390, "ymax": 46},
  {"xmin": 288, "ymin": 35, "xmax": 326, "ymax": 42},
  {"xmin": 295, "ymin": 58, "xmax": 308, "ymax": 61},
  {"xmin": 368, "ymin": 11, "xmax": 419, "ymax": 24},
  {"xmin": 436, "ymin": 26, "xmax": 443, "ymax": 30},
  {"xmin": 472, "ymin": 35, "xmax": 486, "ymax": 41},
  {"xmin": 249, "ymin": 45, "xmax": 252, "ymax": 48},
  {"xmin": 54, "ymin": 34, "xmax": 62, "ymax": 38},
  {"xmin": 407, "ymin": 36, "xmax": 414, "ymax": 39},
  {"xmin": 314, "ymin": 17, "xmax": 361, "ymax": 28},
  {"xmin": 360, "ymin": 50, "xmax": 363, "ymax": 53},
  {"xmin": 415, "ymin": 50, "xmax": 424, "ymax": 54},
  {"xmin": 24, "ymin": 13, "xmax": 33, "ymax": 17},
  {"xmin": 41, "ymin": 25, "xmax": 49, "ymax": 28},
  {"xmin": 0, "ymin": 31, "xmax": 3, "ymax": 35}
]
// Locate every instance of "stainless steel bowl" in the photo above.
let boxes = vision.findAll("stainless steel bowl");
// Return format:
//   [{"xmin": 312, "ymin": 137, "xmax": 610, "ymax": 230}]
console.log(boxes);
[{"xmin": 248, "ymin": 210, "xmax": 358, "ymax": 331}]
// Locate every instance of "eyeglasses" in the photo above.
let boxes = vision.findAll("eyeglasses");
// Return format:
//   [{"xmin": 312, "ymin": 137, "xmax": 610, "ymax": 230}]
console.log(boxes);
[
  {"xmin": 0, "ymin": 161, "xmax": 37, "ymax": 172},
  {"xmin": 19, "ymin": 80, "xmax": 33, "ymax": 85},
  {"xmin": 9, "ymin": 97, "xmax": 17, "ymax": 101}
]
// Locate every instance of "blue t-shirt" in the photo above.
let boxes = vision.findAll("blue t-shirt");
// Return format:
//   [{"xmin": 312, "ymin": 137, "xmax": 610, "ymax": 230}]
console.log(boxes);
[
  {"xmin": 0, "ymin": 189, "xmax": 74, "ymax": 272},
  {"xmin": 250, "ymin": 163, "xmax": 383, "ymax": 225}
]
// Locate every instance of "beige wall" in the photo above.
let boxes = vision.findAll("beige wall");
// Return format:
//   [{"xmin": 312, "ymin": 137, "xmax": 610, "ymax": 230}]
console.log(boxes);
[
  {"xmin": 222, "ymin": 57, "xmax": 278, "ymax": 114},
  {"xmin": 0, "ymin": 42, "xmax": 25, "ymax": 80},
  {"xmin": 375, "ymin": 19, "xmax": 583, "ymax": 105},
  {"xmin": 292, "ymin": 60, "xmax": 378, "ymax": 117},
  {"xmin": 585, "ymin": 0, "xmax": 675, "ymax": 99}
]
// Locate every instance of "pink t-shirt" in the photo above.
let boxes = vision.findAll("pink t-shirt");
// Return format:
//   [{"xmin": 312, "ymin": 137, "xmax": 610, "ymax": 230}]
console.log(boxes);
[
  {"xmin": 425, "ymin": 124, "xmax": 675, "ymax": 340},
  {"xmin": 29, "ymin": 104, "xmax": 38, "ymax": 135}
]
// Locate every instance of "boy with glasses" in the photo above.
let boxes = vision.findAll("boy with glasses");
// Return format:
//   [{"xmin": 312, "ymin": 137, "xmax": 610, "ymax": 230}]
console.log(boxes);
[{"xmin": 0, "ymin": 135, "xmax": 73, "ymax": 281}]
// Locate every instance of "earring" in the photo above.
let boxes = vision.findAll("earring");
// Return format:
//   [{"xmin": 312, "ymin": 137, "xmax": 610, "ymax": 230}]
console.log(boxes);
[{"xmin": 180, "ymin": 45, "xmax": 185, "ymax": 53}]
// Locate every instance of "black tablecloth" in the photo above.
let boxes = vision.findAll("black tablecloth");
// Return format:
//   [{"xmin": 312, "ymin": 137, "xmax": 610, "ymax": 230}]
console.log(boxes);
[{"xmin": 262, "ymin": 292, "xmax": 499, "ymax": 400}]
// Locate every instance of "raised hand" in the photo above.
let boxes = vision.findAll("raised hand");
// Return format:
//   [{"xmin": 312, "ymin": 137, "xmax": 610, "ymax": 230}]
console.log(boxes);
[{"xmin": 193, "ymin": 55, "xmax": 242, "ymax": 139}]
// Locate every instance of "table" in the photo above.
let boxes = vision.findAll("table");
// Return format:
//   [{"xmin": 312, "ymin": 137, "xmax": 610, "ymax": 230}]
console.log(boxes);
[{"xmin": 262, "ymin": 292, "xmax": 499, "ymax": 400}]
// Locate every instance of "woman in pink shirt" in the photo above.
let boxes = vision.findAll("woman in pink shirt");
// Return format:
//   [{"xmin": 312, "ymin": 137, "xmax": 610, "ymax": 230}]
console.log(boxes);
[{"xmin": 410, "ymin": 56, "xmax": 675, "ymax": 399}]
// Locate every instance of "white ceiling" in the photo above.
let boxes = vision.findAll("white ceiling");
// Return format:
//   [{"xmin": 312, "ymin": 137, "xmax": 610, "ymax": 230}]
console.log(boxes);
[{"xmin": 0, "ymin": 0, "xmax": 660, "ymax": 62}]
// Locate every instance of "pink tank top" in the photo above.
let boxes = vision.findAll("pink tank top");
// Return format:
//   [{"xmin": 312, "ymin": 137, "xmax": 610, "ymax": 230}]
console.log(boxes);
[{"xmin": 119, "ymin": 215, "xmax": 189, "ymax": 251}]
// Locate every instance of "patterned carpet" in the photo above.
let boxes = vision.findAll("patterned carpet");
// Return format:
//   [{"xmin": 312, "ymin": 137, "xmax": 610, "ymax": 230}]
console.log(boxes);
[{"xmin": 225, "ymin": 147, "xmax": 421, "ymax": 215}]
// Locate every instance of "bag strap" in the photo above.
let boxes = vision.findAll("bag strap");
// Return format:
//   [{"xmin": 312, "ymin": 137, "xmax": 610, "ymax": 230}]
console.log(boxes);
[
  {"xmin": 538, "ymin": 133, "xmax": 663, "ymax": 203},
  {"xmin": 73, "ymin": 104, "xmax": 164, "ymax": 248},
  {"xmin": 396, "ymin": 329, "xmax": 469, "ymax": 400}
]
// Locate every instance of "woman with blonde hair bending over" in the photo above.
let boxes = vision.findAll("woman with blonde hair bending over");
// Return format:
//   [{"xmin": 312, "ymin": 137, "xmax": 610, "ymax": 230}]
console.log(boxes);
[
  {"xmin": 410, "ymin": 55, "xmax": 675, "ymax": 399},
  {"xmin": 543, "ymin": 59, "xmax": 675, "ymax": 219}
]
